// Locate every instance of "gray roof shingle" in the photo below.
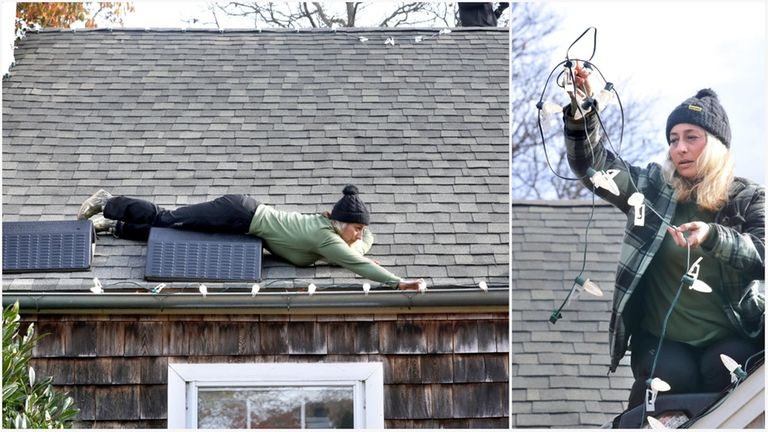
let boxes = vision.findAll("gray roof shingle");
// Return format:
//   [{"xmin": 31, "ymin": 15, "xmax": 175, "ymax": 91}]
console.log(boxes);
[
  {"xmin": 512, "ymin": 200, "xmax": 634, "ymax": 428},
  {"xmin": 3, "ymin": 27, "xmax": 508, "ymax": 293}
]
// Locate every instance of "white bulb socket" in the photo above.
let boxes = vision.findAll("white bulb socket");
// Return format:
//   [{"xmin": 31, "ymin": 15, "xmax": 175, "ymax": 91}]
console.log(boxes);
[
  {"xmin": 418, "ymin": 280, "xmax": 427, "ymax": 293},
  {"xmin": 90, "ymin": 277, "xmax": 103, "ymax": 294}
]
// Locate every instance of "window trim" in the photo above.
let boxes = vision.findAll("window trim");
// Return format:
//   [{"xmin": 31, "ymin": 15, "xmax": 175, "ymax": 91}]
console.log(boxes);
[{"xmin": 167, "ymin": 362, "xmax": 384, "ymax": 429}]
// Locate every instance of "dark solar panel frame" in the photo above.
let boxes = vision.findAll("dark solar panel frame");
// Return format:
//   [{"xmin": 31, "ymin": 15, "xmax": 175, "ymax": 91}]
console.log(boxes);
[
  {"xmin": 2, "ymin": 220, "xmax": 95, "ymax": 273},
  {"xmin": 144, "ymin": 228, "xmax": 263, "ymax": 282}
]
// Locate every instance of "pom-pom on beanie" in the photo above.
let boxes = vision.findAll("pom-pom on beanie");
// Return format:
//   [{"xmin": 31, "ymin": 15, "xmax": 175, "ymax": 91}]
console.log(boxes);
[
  {"xmin": 665, "ymin": 88, "xmax": 731, "ymax": 148},
  {"xmin": 331, "ymin": 185, "xmax": 370, "ymax": 225}
]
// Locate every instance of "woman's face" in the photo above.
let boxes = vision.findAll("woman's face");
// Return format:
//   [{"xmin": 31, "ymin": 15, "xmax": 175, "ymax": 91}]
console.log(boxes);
[
  {"xmin": 340, "ymin": 223, "xmax": 366, "ymax": 245},
  {"xmin": 669, "ymin": 123, "xmax": 707, "ymax": 179}
]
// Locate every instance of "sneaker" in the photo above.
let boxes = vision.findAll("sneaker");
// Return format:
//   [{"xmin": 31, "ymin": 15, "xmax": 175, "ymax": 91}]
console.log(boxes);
[
  {"xmin": 77, "ymin": 189, "xmax": 112, "ymax": 220},
  {"xmin": 91, "ymin": 216, "xmax": 117, "ymax": 236}
]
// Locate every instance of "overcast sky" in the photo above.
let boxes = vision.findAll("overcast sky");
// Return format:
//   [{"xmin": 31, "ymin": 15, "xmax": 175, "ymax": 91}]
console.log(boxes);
[{"xmin": 542, "ymin": 1, "xmax": 766, "ymax": 184}]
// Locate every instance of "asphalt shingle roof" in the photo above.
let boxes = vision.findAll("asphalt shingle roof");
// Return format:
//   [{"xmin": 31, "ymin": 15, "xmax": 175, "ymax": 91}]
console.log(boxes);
[
  {"xmin": 2, "ymin": 27, "xmax": 508, "ymax": 292},
  {"xmin": 511, "ymin": 200, "xmax": 634, "ymax": 428}
]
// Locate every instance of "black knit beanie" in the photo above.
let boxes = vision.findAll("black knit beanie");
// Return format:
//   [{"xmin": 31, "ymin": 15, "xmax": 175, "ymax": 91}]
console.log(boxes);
[
  {"xmin": 331, "ymin": 185, "xmax": 370, "ymax": 225},
  {"xmin": 665, "ymin": 88, "xmax": 731, "ymax": 148}
]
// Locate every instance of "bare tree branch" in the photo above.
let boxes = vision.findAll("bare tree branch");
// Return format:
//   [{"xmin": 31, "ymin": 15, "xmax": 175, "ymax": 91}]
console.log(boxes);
[
  {"xmin": 204, "ymin": 2, "xmax": 459, "ymax": 29},
  {"xmin": 301, "ymin": 3, "xmax": 317, "ymax": 28},
  {"xmin": 312, "ymin": 2, "xmax": 336, "ymax": 27},
  {"xmin": 378, "ymin": 2, "xmax": 427, "ymax": 27},
  {"xmin": 511, "ymin": 3, "xmax": 661, "ymax": 199},
  {"xmin": 346, "ymin": 2, "xmax": 360, "ymax": 27}
]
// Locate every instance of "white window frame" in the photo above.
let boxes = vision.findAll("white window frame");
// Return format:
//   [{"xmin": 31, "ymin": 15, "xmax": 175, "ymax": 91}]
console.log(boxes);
[{"xmin": 167, "ymin": 362, "xmax": 384, "ymax": 429}]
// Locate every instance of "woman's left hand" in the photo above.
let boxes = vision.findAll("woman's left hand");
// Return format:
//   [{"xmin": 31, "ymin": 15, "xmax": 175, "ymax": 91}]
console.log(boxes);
[{"xmin": 666, "ymin": 221, "xmax": 710, "ymax": 248}]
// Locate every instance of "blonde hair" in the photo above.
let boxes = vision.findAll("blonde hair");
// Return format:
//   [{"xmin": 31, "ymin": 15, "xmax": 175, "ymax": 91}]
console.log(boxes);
[
  {"xmin": 331, "ymin": 220, "xmax": 348, "ymax": 235},
  {"xmin": 663, "ymin": 132, "xmax": 733, "ymax": 212}
]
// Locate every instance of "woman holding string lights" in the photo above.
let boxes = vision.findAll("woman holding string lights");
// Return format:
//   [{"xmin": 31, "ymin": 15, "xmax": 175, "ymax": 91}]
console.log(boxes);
[{"xmin": 563, "ymin": 62, "xmax": 764, "ymax": 408}]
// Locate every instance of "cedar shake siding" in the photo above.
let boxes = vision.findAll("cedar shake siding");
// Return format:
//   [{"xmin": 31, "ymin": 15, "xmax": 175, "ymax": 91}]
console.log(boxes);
[{"xmin": 24, "ymin": 313, "xmax": 509, "ymax": 428}]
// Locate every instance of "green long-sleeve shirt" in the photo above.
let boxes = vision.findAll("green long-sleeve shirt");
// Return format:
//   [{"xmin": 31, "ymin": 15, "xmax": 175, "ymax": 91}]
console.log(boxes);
[
  {"xmin": 248, "ymin": 204, "xmax": 402, "ymax": 287},
  {"xmin": 639, "ymin": 201, "xmax": 737, "ymax": 346}
]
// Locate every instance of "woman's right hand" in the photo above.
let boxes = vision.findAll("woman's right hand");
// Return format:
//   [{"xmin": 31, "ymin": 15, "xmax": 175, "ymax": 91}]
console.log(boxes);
[{"xmin": 398, "ymin": 278, "xmax": 426, "ymax": 291}]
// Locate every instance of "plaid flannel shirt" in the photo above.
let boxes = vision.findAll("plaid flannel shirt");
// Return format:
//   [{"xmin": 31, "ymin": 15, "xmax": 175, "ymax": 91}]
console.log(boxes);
[{"xmin": 564, "ymin": 108, "xmax": 765, "ymax": 372}]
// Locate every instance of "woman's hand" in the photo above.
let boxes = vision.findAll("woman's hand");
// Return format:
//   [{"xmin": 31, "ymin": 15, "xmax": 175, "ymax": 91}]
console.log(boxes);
[
  {"xmin": 666, "ymin": 222, "xmax": 711, "ymax": 249},
  {"xmin": 570, "ymin": 61, "xmax": 593, "ymax": 99},
  {"xmin": 398, "ymin": 278, "xmax": 426, "ymax": 291}
]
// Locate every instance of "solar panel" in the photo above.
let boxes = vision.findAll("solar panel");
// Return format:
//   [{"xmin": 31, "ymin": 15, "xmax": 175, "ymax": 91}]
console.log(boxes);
[
  {"xmin": 145, "ymin": 228, "xmax": 263, "ymax": 282},
  {"xmin": 2, "ymin": 220, "xmax": 95, "ymax": 273}
]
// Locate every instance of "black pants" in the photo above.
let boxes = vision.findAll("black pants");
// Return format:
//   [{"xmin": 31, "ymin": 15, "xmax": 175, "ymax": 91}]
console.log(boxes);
[
  {"xmin": 104, "ymin": 194, "xmax": 261, "ymax": 241},
  {"xmin": 627, "ymin": 329, "xmax": 762, "ymax": 408}
]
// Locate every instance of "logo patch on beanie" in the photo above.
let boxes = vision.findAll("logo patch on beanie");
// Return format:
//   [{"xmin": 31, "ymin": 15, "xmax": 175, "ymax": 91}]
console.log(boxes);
[{"xmin": 687, "ymin": 104, "xmax": 703, "ymax": 112}]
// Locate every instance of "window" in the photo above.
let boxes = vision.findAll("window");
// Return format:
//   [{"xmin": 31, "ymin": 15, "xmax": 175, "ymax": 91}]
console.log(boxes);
[{"xmin": 167, "ymin": 363, "xmax": 384, "ymax": 429}]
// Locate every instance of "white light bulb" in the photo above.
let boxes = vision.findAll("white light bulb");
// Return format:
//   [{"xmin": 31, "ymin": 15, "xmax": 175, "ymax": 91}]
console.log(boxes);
[
  {"xmin": 690, "ymin": 279, "xmax": 713, "ymax": 293},
  {"xmin": 418, "ymin": 280, "xmax": 427, "ymax": 293},
  {"xmin": 646, "ymin": 416, "xmax": 666, "ymax": 430},
  {"xmin": 199, "ymin": 284, "xmax": 207, "ymax": 297},
  {"xmin": 649, "ymin": 377, "xmax": 671, "ymax": 392},
  {"xmin": 358, "ymin": 36, "xmax": 368, "ymax": 42},
  {"xmin": 439, "ymin": 29, "xmax": 451, "ymax": 35},
  {"xmin": 539, "ymin": 101, "xmax": 563, "ymax": 115},
  {"xmin": 152, "ymin": 283, "xmax": 166, "ymax": 294},
  {"xmin": 385, "ymin": 37, "xmax": 395, "ymax": 46},
  {"xmin": 595, "ymin": 84, "xmax": 615, "ymax": 111},
  {"xmin": 574, "ymin": 276, "xmax": 603, "ymax": 297},
  {"xmin": 363, "ymin": 283, "xmax": 371, "ymax": 295},
  {"xmin": 479, "ymin": 280, "xmax": 488, "ymax": 292},
  {"xmin": 90, "ymin": 277, "xmax": 103, "ymax": 294},
  {"xmin": 627, "ymin": 192, "xmax": 646, "ymax": 226},
  {"xmin": 251, "ymin": 283, "xmax": 260, "ymax": 296},
  {"xmin": 720, "ymin": 353, "xmax": 747, "ymax": 383},
  {"xmin": 308, "ymin": 283, "xmax": 316, "ymax": 296},
  {"xmin": 720, "ymin": 354, "xmax": 739, "ymax": 373},
  {"xmin": 414, "ymin": 36, "xmax": 423, "ymax": 43},
  {"xmin": 586, "ymin": 168, "xmax": 621, "ymax": 196},
  {"xmin": 627, "ymin": 192, "xmax": 644, "ymax": 207}
]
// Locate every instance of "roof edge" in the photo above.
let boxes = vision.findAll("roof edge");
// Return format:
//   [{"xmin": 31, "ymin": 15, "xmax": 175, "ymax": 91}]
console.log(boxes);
[
  {"xmin": 688, "ymin": 363, "xmax": 765, "ymax": 428},
  {"xmin": 29, "ymin": 26, "xmax": 508, "ymax": 34},
  {"xmin": 3, "ymin": 288, "xmax": 509, "ymax": 313}
]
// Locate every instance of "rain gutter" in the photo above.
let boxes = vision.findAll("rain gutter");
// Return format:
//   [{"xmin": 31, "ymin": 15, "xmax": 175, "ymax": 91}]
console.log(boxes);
[{"xmin": 2, "ymin": 288, "xmax": 508, "ymax": 315}]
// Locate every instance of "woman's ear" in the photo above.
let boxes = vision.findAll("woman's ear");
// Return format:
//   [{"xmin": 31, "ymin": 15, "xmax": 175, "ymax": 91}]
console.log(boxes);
[{"xmin": 322, "ymin": 211, "xmax": 331, "ymax": 218}]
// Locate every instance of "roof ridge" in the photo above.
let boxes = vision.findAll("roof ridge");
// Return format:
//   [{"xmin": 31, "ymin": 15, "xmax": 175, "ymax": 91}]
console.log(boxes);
[{"xmin": 31, "ymin": 26, "xmax": 508, "ymax": 34}]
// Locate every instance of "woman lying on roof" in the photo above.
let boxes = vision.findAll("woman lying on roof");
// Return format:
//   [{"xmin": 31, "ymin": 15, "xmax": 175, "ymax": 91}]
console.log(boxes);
[{"xmin": 77, "ymin": 185, "xmax": 425, "ymax": 290}]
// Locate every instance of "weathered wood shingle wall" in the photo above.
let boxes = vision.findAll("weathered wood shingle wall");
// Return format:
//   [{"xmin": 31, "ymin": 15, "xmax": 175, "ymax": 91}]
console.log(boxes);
[{"xmin": 26, "ymin": 312, "xmax": 509, "ymax": 428}]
